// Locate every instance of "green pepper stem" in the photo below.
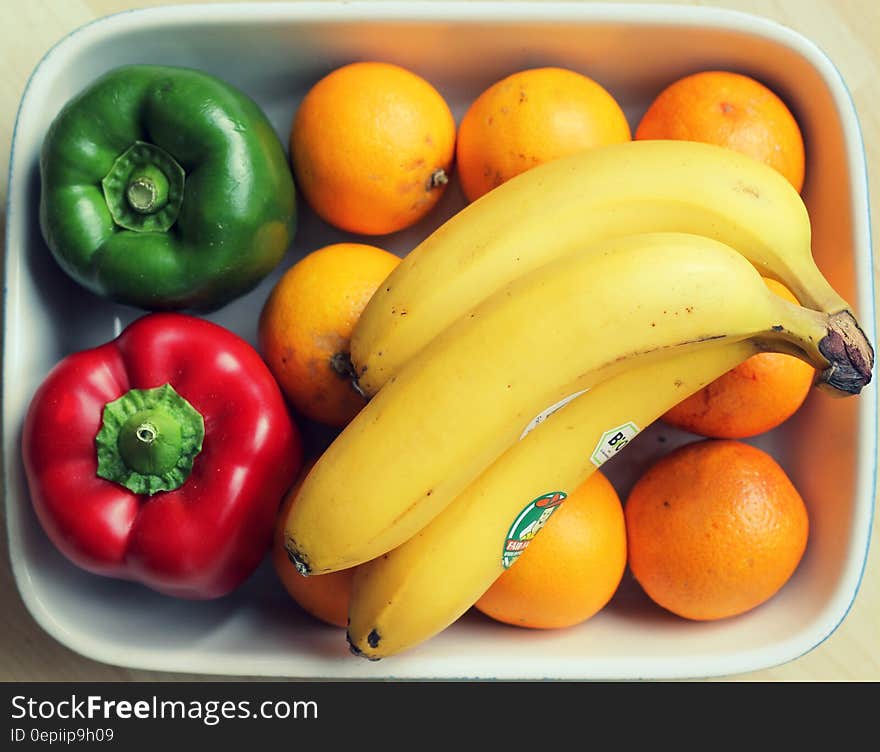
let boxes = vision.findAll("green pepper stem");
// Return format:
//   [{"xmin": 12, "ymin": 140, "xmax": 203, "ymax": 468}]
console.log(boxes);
[
  {"xmin": 102, "ymin": 141, "xmax": 185, "ymax": 232},
  {"xmin": 126, "ymin": 163, "xmax": 170, "ymax": 214}
]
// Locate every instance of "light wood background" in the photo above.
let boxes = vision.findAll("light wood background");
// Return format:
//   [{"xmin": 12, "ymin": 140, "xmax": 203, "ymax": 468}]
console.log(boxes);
[{"xmin": 1, "ymin": 0, "xmax": 877, "ymax": 682}]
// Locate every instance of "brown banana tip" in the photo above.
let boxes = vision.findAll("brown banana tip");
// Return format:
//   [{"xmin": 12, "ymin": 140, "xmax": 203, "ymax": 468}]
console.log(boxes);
[
  {"xmin": 329, "ymin": 351, "xmax": 368, "ymax": 399},
  {"xmin": 818, "ymin": 311, "xmax": 875, "ymax": 395},
  {"xmin": 284, "ymin": 540, "xmax": 311, "ymax": 576},
  {"xmin": 346, "ymin": 631, "xmax": 382, "ymax": 661}
]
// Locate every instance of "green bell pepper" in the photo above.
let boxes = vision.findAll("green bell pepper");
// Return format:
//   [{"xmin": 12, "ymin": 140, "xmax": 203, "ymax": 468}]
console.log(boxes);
[{"xmin": 39, "ymin": 65, "xmax": 297, "ymax": 311}]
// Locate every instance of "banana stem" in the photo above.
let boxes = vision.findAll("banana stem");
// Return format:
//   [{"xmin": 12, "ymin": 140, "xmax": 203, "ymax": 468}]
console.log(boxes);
[
  {"xmin": 769, "ymin": 303, "xmax": 874, "ymax": 395},
  {"xmin": 818, "ymin": 311, "xmax": 874, "ymax": 395},
  {"xmin": 769, "ymin": 255, "xmax": 852, "ymax": 318}
]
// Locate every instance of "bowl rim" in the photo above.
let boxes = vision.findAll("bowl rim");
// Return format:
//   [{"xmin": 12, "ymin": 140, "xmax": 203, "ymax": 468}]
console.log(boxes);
[{"xmin": 3, "ymin": 0, "xmax": 876, "ymax": 680}]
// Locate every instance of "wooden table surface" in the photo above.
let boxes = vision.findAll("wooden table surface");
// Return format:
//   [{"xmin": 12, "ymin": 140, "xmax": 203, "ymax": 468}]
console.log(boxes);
[{"xmin": 1, "ymin": 0, "xmax": 878, "ymax": 682}]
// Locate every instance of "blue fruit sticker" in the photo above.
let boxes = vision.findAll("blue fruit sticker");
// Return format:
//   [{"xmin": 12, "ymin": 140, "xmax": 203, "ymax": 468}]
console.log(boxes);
[{"xmin": 502, "ymin": 491, "xmax": 567, "ymax": 569}]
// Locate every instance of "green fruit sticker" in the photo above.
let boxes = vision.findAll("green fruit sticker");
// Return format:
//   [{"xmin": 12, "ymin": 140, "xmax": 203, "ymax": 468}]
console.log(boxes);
[{"xmin": 502, "ymin": 491, "xmax": 567, "ymax": 569}]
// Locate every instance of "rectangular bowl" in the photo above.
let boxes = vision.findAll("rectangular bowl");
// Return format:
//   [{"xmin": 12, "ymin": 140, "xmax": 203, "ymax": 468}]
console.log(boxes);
[{"xmin": 3, "ymin": 1, "xmax": 876, "ymax": 680}]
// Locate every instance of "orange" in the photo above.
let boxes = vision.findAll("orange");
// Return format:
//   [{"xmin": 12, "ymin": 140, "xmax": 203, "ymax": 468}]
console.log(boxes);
[
  {"xmin": 625, "ymin": 439, "xmax": 809, "ymax": 621},
  {"xmin": 635, "ymin": 70, "xmax": 805, "ymax": 192},
  {"xmin": 258, "ymin": 242, "xmax": 400, "ymax": 427},
  {"xmin": 474, "ymin": 471, "xmax": 626, "ymax": 629},
  {"xmin": 456, "ymin": 67, "xmax": 631, "ymax": 203},
  {"xmin": 663, "ymin": 278, "xmax": 815, "ymax": 438},
  {"xmin": 290, "ymin": 61, "xmax": 456, "ymax": 235},
  {"xmin": 272, "ymin": 463, "xmax": 354, "ymax": 628}
]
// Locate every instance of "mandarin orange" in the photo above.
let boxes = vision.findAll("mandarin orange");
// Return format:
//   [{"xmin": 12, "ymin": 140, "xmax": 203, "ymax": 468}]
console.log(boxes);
[
  {"xmin": 290, "ymin": 61, "xmax": 456, "ymax": 234},
  {"xmin": 258, "ymin": 242, "xmax": 400, "ymax": 427},
  {"xmin": 625, "ymin": 439, "xmax": 809, "ymax": 621},
  {"xmin": 456, "ymin": 67, "xmax": 631, "ymax": 203}
]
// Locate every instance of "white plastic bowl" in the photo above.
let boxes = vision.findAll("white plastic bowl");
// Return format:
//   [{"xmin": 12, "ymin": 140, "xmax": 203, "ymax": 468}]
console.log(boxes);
[{"xmin": 3, "ymin": 2, "xmax": 875, "ymax": 680}]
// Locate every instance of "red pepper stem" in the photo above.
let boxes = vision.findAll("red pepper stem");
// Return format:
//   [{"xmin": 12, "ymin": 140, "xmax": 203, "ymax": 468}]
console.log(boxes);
[
  {"xmin": 117, "ymin": 408, "xmax": 183, "ymax": 476},
  {"xmin": 96, "ymin": 384, "xmax": 204, "ymax": 495},
  {"xmin": 136, "ymin": 423, "xmax": 158, "ymax": 443}
]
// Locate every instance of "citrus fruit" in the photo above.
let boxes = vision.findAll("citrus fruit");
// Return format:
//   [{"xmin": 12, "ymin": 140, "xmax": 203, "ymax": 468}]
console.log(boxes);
[
  {"xmin": 474, "ymin": 471, "xmax": 626, "ymax": 629},
  {"xmin": 258, "ymin": 242, "xmax": 400, "ymax": 427},
  {"xmin": 272, "ymin": 464, "xmax": 354, "ymax": 628},
  {"xmin": 290, "ymin": 61, "xmax": 456, "ymax": 235},
  {"xmin": 625, "ymin": 439, "xmax": 809, "ymax": 621},
  {"xmin": 663, "ymin": 278, "xmax": 815, "ymax": 438},
  {"xmin": 456, "ymin": 66, "xmax": 631, "ymax": 203},
  {"xmin": 635, "ymin": 70, "xmax": 806, "ymax": 192}
]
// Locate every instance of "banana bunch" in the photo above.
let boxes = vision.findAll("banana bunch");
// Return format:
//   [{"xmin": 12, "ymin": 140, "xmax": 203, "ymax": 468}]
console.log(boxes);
[{"xmin": 279, "ymin": 139, "xmax": 874, "ymax": 660}]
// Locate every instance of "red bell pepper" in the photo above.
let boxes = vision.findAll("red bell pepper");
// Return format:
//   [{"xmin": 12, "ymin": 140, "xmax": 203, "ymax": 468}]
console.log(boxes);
[{"xmin": 21, "ymin": 313, "xmax": 303, "ymax": 599}]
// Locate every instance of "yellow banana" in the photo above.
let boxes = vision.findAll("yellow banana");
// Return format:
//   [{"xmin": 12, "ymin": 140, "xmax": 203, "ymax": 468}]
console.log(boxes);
[
  {"xmin": 346, "ymin": 339, "xmax": 759, "ymax": 660},
  {"xmin": 351, "ymin": 139, "xmax": 852, "ymax": 397},
  {"xmin": 283, "ymin": 232, "xmax": 869, "ymax": 577}
]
